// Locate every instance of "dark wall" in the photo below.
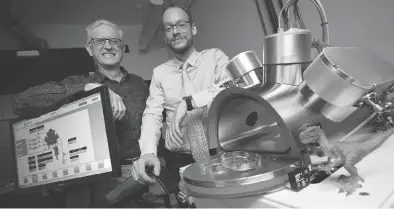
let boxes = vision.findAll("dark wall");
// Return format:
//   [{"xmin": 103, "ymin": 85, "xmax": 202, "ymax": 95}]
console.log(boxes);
[
  {"xmin": 0, "ymin": 120, "xmax": 16, "ymax": 194},
  {"xmin": 144, "ymin": 80, "xmax": 151, "ymax": 87},
  {"xmin": 0, "ymin": 48, "xmax": 95, "ymax": 95}
]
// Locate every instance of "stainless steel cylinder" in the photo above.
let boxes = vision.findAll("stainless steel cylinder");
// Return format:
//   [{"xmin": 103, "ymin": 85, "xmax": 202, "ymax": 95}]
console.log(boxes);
[
  {"xmin": 226, "ymin": 51, "xmax": 264, "ymax": 87},
  {"xmin": 298, "ymin": 81, "xmax": 358, "ymax": 122},
  {"xmin": 262, "ymin": 29, "xmax": 312, "ymax": 86},
  {"xmin": 240, "ymin": 70, "xmax": 263, "ymax": 88},
  {"xmin": 265, "ymin": 64, "xmax": 307, "ymax": 86},
  {"xmin": 302, "ymin": 47, "xmax": 394, "ymax": 107},
  {"xmin": 263, "ymin": 29, "xmax": 312, "ymax": 65}
]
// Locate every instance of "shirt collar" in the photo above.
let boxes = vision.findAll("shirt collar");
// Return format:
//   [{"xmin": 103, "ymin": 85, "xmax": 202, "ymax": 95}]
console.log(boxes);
[
  {"xmin": 172, "ymin": 49, "xmax": 200, "ymax": 70},
  {"xmin": 92, "ymin": 66, "xmax": 128, "ymax": 83},
  {"xmin": 187, "ymin": 49, "xmax": 199, "ymax": 67}
]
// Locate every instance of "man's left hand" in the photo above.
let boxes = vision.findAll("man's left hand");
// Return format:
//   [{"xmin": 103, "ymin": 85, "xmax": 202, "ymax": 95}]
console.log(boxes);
[{"xmin": 169, "ymin": 100, "xmax": 187, "ymax": 147}]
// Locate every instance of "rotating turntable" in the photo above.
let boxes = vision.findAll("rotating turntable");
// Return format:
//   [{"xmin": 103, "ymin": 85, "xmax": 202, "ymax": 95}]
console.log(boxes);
[
  {"xmin": 182, "ymin": 86, "xmax": 311, "ymax": 198},
  {"xmin": 183, "ymin": 152, "xmax": 300, "ymax": 199}
]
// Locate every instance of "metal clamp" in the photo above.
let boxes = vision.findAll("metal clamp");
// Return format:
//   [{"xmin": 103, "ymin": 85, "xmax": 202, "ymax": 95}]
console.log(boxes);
[
  {"xmin": 380, "ymin": 84, "xmax": 394, "ymax": 100},
  {"xmin": 177, "ymin": 191, "xmax": 196, "ymax": 208},
  {"xmin": 361, "ymin": 92, "xmax": 385, "ymax": 112},
  {"xmin": 340, "ymin": 91, "xmax": 394, "ymax": 141}
]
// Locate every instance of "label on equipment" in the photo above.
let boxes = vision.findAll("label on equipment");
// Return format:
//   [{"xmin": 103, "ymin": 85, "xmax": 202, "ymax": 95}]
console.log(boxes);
[{"xmin": 288, "ymin": 166, "xmax": 311, "ymax": 192}]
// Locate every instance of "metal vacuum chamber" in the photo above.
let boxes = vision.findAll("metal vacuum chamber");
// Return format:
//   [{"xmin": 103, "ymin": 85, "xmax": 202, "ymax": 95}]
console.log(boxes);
[
  {"xmin": 181, "ymin": 46, "xmax": 394, "ymax": 199},
  {"xmin": 180, "ymin": 0, "xmax": 394, "ymax": 200}
]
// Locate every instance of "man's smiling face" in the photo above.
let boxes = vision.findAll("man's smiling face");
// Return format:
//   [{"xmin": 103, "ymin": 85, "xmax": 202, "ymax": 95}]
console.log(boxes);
[
  {"xmin": 162, "ymin": 7, "xmax": 196, "ymax": 54},
  {"xmin": 87, "ymin": 24, "xmax": 124, "ymax": 68}
]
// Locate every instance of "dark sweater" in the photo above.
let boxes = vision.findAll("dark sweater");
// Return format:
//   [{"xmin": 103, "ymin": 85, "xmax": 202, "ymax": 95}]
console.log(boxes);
[{"xmin": 13, "ymin": 67, "xmax": 149, "ymax": 159}]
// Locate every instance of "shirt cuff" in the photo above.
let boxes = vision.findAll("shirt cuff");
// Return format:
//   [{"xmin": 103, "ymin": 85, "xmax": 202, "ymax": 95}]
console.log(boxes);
[
  {"xmin": 191, "ymin": 85, "xmax": 225, "ymax": 109},
  {"xmin": 139, "ymin": 140, "xmax": 158, "ymax": 157},
  {"xmin": 140, "ymin": 149, "xmax": 157, "ymax": 157},
  {"xmin": 139, "ymin": 113, "xmax": 163, "ymax": 157}
]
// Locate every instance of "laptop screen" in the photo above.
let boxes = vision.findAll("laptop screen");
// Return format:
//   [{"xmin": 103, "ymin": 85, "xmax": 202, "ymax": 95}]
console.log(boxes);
[{"xmin": 12, "ymin": 92, "xmax": 116, "ymax": 189}]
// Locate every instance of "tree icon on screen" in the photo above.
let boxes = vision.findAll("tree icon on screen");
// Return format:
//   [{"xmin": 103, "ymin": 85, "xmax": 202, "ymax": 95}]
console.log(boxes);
[{"xmin": 44, "ymin": 129, "xmax": 60, "ymax": 160}]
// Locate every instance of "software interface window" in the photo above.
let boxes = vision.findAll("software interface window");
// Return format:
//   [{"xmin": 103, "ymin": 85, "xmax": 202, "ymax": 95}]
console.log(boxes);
[{"xmin": 12, "ymin": 93, "xmax": 112, "ymax": 188}]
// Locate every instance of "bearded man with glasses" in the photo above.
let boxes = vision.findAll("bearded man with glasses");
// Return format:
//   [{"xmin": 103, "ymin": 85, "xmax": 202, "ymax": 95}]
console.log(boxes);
[
  {"xmin": 133, "ymin": 4, "xmax": 232, "ymax": 186},
  {"xmin": 13, "ymin": 19, "xmax": 151, "ymax": 207}
]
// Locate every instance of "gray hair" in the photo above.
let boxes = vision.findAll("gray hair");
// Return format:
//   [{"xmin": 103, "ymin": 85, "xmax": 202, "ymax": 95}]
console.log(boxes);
[{"xmin": 85, "ymin": 19, "xmax": 124, "ymax": 44}]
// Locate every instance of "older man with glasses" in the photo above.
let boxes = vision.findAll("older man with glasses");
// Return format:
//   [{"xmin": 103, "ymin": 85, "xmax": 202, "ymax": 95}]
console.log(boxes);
[{"xmin": 13, "ymin": 19, "xmax": 150, "ymax": 207}]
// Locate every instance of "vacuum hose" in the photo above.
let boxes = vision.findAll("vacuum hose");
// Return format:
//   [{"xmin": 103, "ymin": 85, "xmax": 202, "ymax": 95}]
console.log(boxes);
[{"xmin": 265, "ymin": 0, "xmax": 279, "ymax": 33}]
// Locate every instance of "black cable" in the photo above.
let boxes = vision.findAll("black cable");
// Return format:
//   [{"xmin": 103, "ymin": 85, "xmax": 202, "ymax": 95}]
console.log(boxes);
[
  {"xmin": 146, "ymin": 166, "xmax": 177, "ymax": 208},
  {"xmin": 265, "ymin": 0, "xmax": 279, "ymax": 33},
  {"xmin": 293, "ymin": 0, "xmax": 301, "ymax": 20},
  {"xmin": 254, "ymin": 0, "xmax": 268, "ymax": 36},
  {"xmin": 293, "ymin": 0, "xmax": 307, "ymax": 29},
  {"xmin": 152, "ymin": 176, "xmax": 170, "ymax": 196},
  {"xmin": 151, "ymin": 175, "xmax": 172, "ymax": 208}
]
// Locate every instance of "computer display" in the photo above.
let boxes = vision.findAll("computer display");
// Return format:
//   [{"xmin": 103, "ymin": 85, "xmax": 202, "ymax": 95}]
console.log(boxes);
[{"xmin": 11, "ymin": 87, "xmax": 120, "ymax": 190}]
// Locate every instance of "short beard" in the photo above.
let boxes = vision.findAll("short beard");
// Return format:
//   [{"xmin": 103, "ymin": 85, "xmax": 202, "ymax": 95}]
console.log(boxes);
[{"xmin": 169, "ymin": 38, "xmax": 193, "ymax": 54}]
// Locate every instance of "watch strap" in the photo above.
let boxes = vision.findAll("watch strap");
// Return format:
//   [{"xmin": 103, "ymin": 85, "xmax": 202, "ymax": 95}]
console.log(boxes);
[{"xmin": 183, "ymin": 96, "xmax": 194, "ymax": 111}]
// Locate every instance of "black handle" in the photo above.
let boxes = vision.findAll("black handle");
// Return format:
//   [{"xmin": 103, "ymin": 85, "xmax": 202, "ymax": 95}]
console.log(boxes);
[{"xmin": 145, "ymin": 166, "xmax": 154, "ymax": 176}]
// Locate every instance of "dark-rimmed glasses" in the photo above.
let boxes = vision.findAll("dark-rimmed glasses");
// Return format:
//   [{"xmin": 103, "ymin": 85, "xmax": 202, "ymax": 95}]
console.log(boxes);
[
  {"xmin": 89, "ymin": 38, "xmax": 122, "ymax": 46},
  {"xmin": 163, "ymin": 21, "xmax": 190, "ymax": 34}
]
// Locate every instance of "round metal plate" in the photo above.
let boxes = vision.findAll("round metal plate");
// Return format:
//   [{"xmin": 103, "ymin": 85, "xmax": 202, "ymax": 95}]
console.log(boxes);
[
  {"xmin": 183, "ymin": 155, "xmax": 295, "ymax": 188},
  {"xmin": 185, "ymin": 174, "xmax": 288, "ymax": 199},
  {"xmin": 183, "ymin": 153, "xmax": 296, "ymax": 198}
]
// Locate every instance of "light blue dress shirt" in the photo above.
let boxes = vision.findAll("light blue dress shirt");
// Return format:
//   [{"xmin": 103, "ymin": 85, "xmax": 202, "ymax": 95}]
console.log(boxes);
[{"xmin": 139, "ymin": 48, "xmax": 231, "ymax": 156}]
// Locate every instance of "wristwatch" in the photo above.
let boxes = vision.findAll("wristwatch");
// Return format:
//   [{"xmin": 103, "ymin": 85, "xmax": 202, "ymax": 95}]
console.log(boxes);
[{"xmin": 183, "ymin": 96, "xmax": 194, "ymax": 111}]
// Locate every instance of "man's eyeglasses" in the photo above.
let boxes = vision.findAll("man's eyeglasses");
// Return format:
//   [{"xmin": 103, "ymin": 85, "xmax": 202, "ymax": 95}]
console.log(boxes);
[
  {"xmin": 163, "ymin": 21, "xmax": 190, "ymax": 34},
  {"xmin": 89, "ymin": 38, "xmax": 123, "ymax": 46}
]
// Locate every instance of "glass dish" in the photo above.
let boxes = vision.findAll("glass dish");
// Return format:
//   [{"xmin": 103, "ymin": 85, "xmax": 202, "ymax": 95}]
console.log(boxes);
[{"xmin": 220, "ymin": 151, "xmax": 261, "ymax": 172}]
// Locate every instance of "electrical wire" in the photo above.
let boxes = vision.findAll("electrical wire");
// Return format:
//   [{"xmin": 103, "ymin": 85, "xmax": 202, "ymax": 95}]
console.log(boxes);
[
  {"xmin": 151, "ymin": 175, "xmax": 170, "ymax": 195},
  {"xmin": 292, "ymin": 0, "xmax": 307, "ymax": 29},
  {"xmin": 150, "ymin": 175, "xmax": 173, "ymax": 208},
  {"xmin": 293, "ymin": 0, "xmax": 302, "ymax": 20},
  {"xmin": 254, "ymin": 0, "xmax": 268, "ymax": 35},
  {"xmin": 277, "ymin": 0, "xmax": 329, "ymax": 45},
  {"xmin": 278, "ymin": 0, "xmax": 288, "ymax": 30},
  {"xmin": 278, "ymin": 0, "xmax": 295, "ymax": 31}
]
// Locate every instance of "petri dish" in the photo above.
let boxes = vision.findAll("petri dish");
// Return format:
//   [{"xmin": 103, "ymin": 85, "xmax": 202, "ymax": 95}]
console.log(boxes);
[
  {"xmin": 199, "ymin": 158, "xmax": 226, "ymax": 175},
  {"xmin": 220, "ymin": 151, "xmax": 261, "ymax": 172}
]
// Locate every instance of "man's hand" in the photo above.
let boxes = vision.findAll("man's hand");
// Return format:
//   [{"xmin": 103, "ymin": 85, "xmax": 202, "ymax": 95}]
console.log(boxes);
[
  {"xmin": 131, "ymin": 153, "xmax": 161, "ymax": 184},
  {"xmin": 84, "ymin": 83, "xmax": 126, "ymax": 121},
  {"xmin": 169, "ymin": 100, "xmax": 187, "ymax": 148}
]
